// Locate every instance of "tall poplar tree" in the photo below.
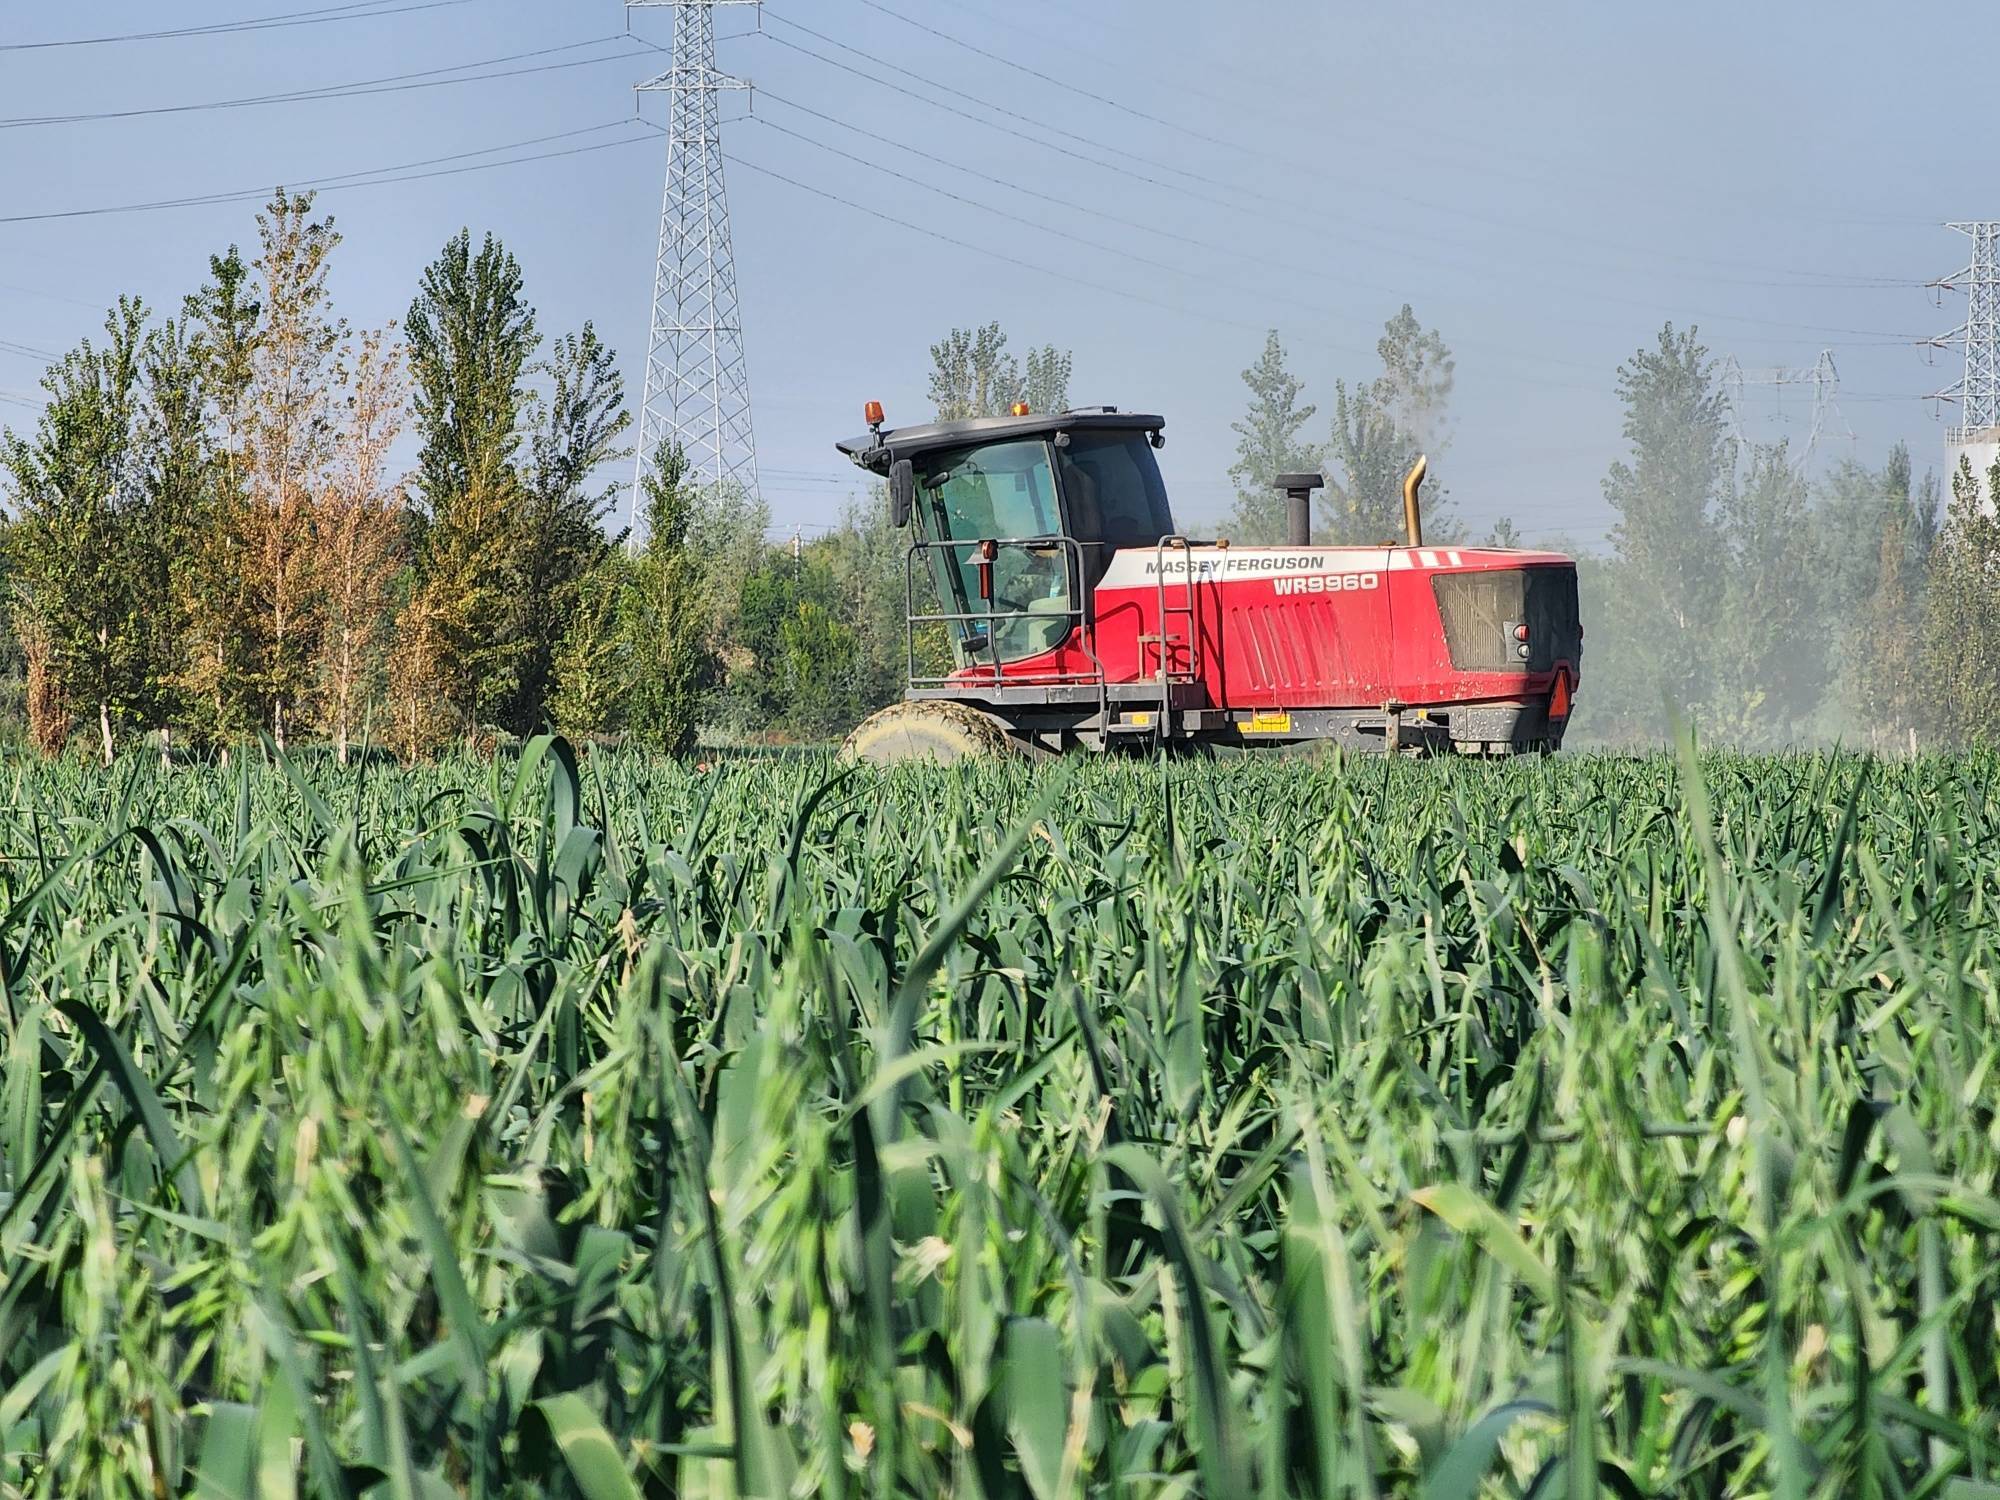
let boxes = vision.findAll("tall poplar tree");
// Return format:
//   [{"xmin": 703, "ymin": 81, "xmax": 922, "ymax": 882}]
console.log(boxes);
[
  {"xmin": 133, "ymin": 318, "xmax": 218, "ymax": 759},
  {"xmin": 181, "ymin": 248, "xmax": 263, "ymax": 746},
  {"xmin": 1, "ymin": 301, "xmax": 150, "ymax": 762},
  {"xmin": 617, "ymin": 443, "xmax": 713, "ymax": 754},
  {"xmin": 511, "ymin": 323, "xmax": 630, "ymax": 735},
  {"xmin": 397, "ymin": 230, "xmax": 538, "ymax": 745},
  {"xmin": 318, "ymin": 328, "xmax": 408, "ymax": 763},
  {"xmin": 1595, "ymin": 324, "xmax": 1731, "ymax": 729},
  {"xmin": 241, "ymin": 191, "xmax": 345, "ymax": 749},
  {"xmin": 1226, "ymin": 331, "xmax": 1319, "ymax": 542},
  {"xmin": 1324, "ymin": 307, "xmax": 1457, "ymax": 545}
]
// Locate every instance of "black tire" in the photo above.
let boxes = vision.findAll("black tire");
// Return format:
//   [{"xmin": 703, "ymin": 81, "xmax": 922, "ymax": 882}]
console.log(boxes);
[{"xmin": 837, "ymin": 700, "xmax": 1022, "ymax": 767}]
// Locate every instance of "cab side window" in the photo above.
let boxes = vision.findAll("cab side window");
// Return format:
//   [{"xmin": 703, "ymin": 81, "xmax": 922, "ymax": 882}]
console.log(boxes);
[{"xmin": 1059, "ymin": 431, "xmax": 1174, "ymax": 582}]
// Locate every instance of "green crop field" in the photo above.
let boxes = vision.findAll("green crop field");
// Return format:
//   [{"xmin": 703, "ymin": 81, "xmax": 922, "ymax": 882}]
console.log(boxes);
[{"xmin": 0, "ymin": 744, "xmax": 1995, "ymax": 1499}]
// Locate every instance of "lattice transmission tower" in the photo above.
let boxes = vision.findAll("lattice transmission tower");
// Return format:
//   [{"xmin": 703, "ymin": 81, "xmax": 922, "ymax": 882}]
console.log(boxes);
[
  {"xmin": 1716, "ymin": 349, "xmax": 1853, "ymax": 471},
  {"xmin": 629, "ymin": 0, "xmax": 761, "ymax": 526},
  {"xmin": 1924, "ymin": 222, "xmax": 2000, "ymax": 503}
]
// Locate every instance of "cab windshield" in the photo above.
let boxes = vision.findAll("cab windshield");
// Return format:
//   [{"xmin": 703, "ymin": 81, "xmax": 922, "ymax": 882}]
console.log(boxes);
[{"xmin": 917, "ymin": 439, "xmax": 1074, "ymax": 664}]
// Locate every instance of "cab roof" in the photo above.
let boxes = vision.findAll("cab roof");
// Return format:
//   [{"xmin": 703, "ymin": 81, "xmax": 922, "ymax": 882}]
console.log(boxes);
[{"xmin": 837, "ymin": 407, "xmax": 1165, "ymax": 474}]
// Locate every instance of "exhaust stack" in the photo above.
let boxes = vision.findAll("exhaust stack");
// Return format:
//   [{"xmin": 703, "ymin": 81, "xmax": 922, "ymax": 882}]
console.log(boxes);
[
  {"xmin": 1402, "ymin": 455, "xmax": 1429, "ymax": 548},
  {"xmin": 1275, "ymin": 471, "xmax": 1324, "ymax": 547}
]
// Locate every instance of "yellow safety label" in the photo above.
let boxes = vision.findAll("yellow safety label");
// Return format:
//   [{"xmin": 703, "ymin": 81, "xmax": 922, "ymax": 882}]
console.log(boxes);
[
  {"xmin": 1246, "ymin": 711, "xmax": 1293, "ymax": 734},
  {"xmin": 1126, "ymin": 712, "xmax": 1155, "ymax": 728}
]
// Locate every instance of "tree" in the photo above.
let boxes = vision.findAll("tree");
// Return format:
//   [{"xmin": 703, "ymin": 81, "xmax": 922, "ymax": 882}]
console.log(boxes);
[
  {"xmin": 1596, "ymin": 324, "xmax": 1731, "ymax": 729},
  {"xmin": 1324, "ymin": 381, "xmax": 1430, "ymax": 544},
  {"xmin": 615, "ymin": 444, "xmax": 713, "ymax": 754},
  {"xmin": 734, "ymin": 555, "xmax": 864, "ymax": 742},
  {"xmin": 1, "ymin": 301, "xmax": 150, "ymax": 763},
  {"xmin": 1849, "ymin": 500, "xmax": 1926, "ymax": 750},
  {"xmin": 1484, "ymin": 517, "xmax": 1523, "ymax": 548},
  {"xmin": 317, "ymin": 328, "xmax": 408, "ymax": 764},
  {"xmin": 398, "ymin": 230, "xmax": 540, "ymax": 741},
  {"xmin": 1225, "ymin": 331, "xmax": 1319, "ymax": 543},
  {"xmin": 180, "ymin": 248, "xmax": 264, "ymax": 747},
  {"xmin": 928, "ymin": 322, "xmax": 1071, "ymax": 421},
  {"xmin": 240, "ymin": 190, "xmax": 345, "ymax": 750},
  {"xmin": 816, "ymin": 489, "xmax": 932, "ymax": 712},
  {"xmin": 132, "ymin": 318, "xmax": 218, "ymax": 760},
  {"xmin": 685, "ymin": 478, "xmax": 772, "ymax": 735},
  {"xmin": 1021, "ymin": 344, "xmax": 1072, "ymax": 416},
  {"xmin": 1710, "ymin": 443, "xmax": 1822, "ymax": 741},
  {"xmin": 550, "ymin": 552, "xmax": 631, "ymax": 745},
  {"xmin": 1369, "ymin": 303, "xmax": 1455, "ymax": 455},
  {"xmin": 1814, "ymin": 442, "xmax": 1938, "ymax": 740},
  {"xmin": 1921, "ymin": 456, "xmax": 2000, "ymax": 745},
  {"xmin": 509, "ymin": 324, "xmax": 630, "ymax": 735},
  {"xmin": 1324, "ymin": 308, "xmax": 1458, "ymax": 545}
]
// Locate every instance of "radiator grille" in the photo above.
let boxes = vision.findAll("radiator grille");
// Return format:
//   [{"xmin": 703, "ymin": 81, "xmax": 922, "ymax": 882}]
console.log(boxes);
[{"xmin": 1432, "ymin": 568, "xmax": 1580, "ymax": 673}]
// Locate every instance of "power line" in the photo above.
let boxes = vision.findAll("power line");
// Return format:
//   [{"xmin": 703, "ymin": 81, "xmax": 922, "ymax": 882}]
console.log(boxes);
[
  {"xmin": 779, "ymin": 3, "xmax": 1917, "ymax": 293},
  {"xmin": 750, "ymin": 89, "xmax": 1924, "ymax": 372},
  {"xmin": 757, "ymin": 16, "xmax": 1274, "ymax": 212},
  {"xmin": 759, "ymin": 22, "xmax": 1916, "ymax": 304},
  {"xmin": 748, "ymin": 116, "xmax": 1328, "ymax": 322},
  {"xmin": 0, "ymin": 0, "xmax": 480, "ymax": 53},
  {"xmin": 0, "ymin": 121, "xmax": 654, "ymax": 227},
  {"xmin": 719, "ymin": 146, "xmax": 1271, "ymax": 334},
  {"xmin": 742, "ymin": 105, "xmax": 1924, "ymax": 392},
  {"xmin": 850, "ymin": 0, "xmax": 1932, "ymax": 269},
  {"xmin": 0, "ymin": 37, "xmax": 650, "ymax": 131},
  {"xmin": 753, "ymin": 89, "xmax": 1410, "ymax": 303},
  {"xmin": 846, "ymin": 0, "xmax": 1224, "ymax": 147}
]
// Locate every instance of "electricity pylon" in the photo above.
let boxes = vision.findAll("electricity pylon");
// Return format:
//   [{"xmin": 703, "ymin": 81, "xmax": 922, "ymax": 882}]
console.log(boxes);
[
  {"xmin": 629, "ymin": 0, "xmax": 761, "ymax": 526},
  {"xmin": 1716, "ymin": 349, "xmax": 1852, "ymax": 473}
]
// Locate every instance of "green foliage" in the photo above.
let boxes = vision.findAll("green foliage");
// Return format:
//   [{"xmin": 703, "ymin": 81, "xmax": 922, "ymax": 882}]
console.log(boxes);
[
  {"xmin": 1325, "ymin": 305, "xmax": 1458, "ymax": 546},
  {"xmin": 510, "ymin": 323, "xmax": 632, "ymax": 736},
  {"xmin": 1228, "ymin": 312, "xmax": 1456, "ymax": 546},
  {"xmin": 1848, "ymin": 496, "xmax": 1928, "ymax": 749},
  {"xmin": 927, "ymin": 321, "xmax": 1071, "ymax": 421},
  {"xmin": 2, "ymin": 298, "xmax": 155, "ymax": 761},
  {"xmin": 401, "ymin": 240, "xmax": 631, "ymax": 744},
  {"xmin": 406, "ymin": 230, "xmax": 535, "ymax": 520},
  {"xmin": 1921, "ymin": 457, "xmax": 2000, "ymax": 744},
  {"xmin": 732, "ymin": 555, "xmax": 865, "ymax": 741},
  {"xmin": 1226, "ymin": 329, "xmax": 1320, "ymax": 542},
  {"xmin": 1369, "ymin": 302, "xmax": 1457, "ymax": 452},
  {"xmin": 1594, "ymin": 324, "xmax": 1731, "ymax": 729},
  {"xmin": 1710, "ymin": 443, "xmax": 1824, "ymax": 742},
  {"xmin": 548, "ymin": 551, "xmax": 630, "ymax": 745},
  {"xmin": 1325, "ymin": 377, "xmax": 1429, "ymax": 544},
  {"xmin": 614, "ymin": 444, "xmax": 711, "ymax": 755},
  {"xmin": 401, "ymin": 230, "xmax": 540, "ymax": 737},
  {"xmin": 0, "ymin": 746, "xmax": 1996, "ymax": 1497}
]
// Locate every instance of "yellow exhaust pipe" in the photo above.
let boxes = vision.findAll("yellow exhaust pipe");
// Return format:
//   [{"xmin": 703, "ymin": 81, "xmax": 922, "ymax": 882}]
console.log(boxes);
[{"xmin": 1402, "ymin": 455, "xmax": 1429, "ymax": 549}]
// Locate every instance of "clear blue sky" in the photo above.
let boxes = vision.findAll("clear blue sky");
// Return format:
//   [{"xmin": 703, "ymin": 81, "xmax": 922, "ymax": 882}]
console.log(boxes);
[{"xmin": 0, "ymin": 0, "xmax": 1970, "ymax": 545}]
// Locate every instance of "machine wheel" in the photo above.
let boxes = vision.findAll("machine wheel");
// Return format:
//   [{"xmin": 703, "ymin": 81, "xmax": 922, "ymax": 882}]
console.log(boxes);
[{"xmin": 838, "ymin": 700, "xmax": 1022, "ymax": 766}]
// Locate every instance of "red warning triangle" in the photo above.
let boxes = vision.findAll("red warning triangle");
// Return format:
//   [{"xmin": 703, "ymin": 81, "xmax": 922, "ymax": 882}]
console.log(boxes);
[{"xmin": 1549, "ymin": 671, "xmax": 1572, "ymax": 721}]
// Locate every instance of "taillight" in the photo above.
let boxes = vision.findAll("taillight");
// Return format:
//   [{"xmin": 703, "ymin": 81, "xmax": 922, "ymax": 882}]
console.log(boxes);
[{"xmin": 1513, "ymin": 623, "xmax": 1530, "ymax": 641}]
